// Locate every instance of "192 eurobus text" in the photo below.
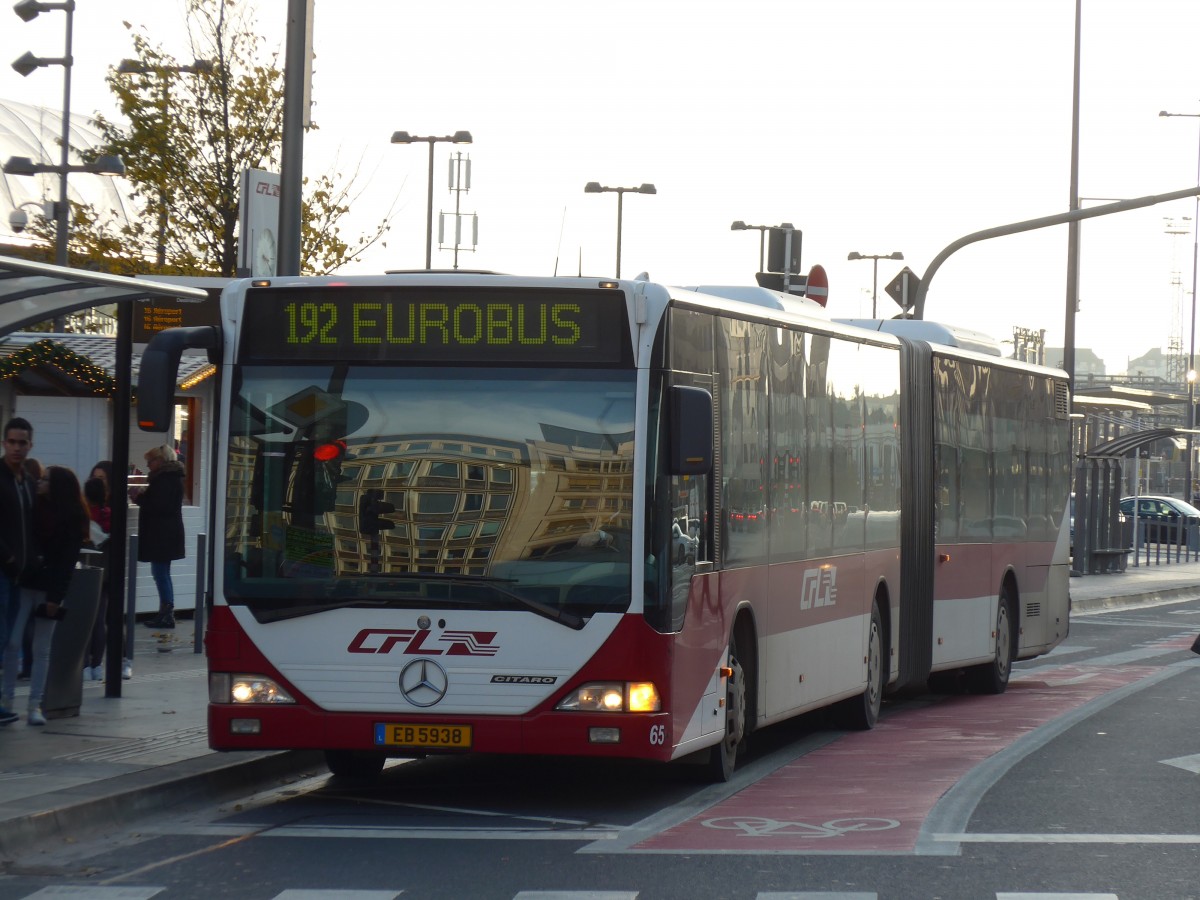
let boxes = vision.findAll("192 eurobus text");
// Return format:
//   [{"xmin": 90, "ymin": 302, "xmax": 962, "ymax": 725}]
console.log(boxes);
[{"xmin": 137, "ymin": 273, "xmax": 1071, "ymax": 781}]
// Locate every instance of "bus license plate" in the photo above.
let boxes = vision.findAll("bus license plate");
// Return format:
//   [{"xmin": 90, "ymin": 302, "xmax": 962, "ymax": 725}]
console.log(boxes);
[{"xmin": 375, "ymin": 722, "xmax": 472, "ymax": 749}]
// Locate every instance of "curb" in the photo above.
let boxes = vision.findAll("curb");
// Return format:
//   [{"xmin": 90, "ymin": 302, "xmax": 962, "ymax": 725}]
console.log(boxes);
[
  {"xmin": 0, "ymin": 749, "xmax": 325, "ymax": 859},
  {"xmin": 1071, "ymin": 586, "xmax": 1200, "ymax": 614}
]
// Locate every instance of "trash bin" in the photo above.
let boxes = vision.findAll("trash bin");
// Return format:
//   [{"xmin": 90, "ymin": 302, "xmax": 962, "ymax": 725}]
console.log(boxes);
[
  {"xmin": 42, "ymin": 557, "xmax": 104, "ymax": 719},
  {"xmin": 1121, "ymin": 515, "xmax": 1134, "ymax": 552}
]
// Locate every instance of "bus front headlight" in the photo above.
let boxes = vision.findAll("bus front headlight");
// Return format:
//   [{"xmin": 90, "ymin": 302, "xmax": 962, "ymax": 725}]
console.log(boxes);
[
  {"xmin": 555, "ymin": 681, "xmax": 660, "ymax": 713},
  {"xmin": 210, "ymin": 673, "xmax": 296, "ymax": 704}
]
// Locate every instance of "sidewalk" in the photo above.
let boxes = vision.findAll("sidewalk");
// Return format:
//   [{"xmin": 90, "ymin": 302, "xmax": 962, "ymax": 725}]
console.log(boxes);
[
  {"xmin": 0, "ymin": 617, "xmax": 321, "ymax": 859},
  {"xmin": 2, "ymin": 559, "xmax": 1200, "ymax": 859}
]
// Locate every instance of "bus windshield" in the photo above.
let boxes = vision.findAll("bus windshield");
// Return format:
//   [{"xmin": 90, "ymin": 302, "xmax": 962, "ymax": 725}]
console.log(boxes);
[{"xmin": 224, "ymin": 365, "xmax": 637, "ymax": 623}]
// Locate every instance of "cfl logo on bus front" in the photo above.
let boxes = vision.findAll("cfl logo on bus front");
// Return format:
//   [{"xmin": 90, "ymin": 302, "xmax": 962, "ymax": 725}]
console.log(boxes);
[
  {"xmin": 800, "ymin": 566, "xmax": 837, "ymax": 610},
  {"xmin": 348, "ymin": 628, "xmax": 499, "ymax": 656}
]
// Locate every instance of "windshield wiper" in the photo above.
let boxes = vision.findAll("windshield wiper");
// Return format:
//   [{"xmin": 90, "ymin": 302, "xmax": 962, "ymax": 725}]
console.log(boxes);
[
  {"xmin": 380, "ymin": 572, "xmax": 585, "ymax": 630},
  {"xmin": 244, "ymin": 574, "xmax": 585, "ymax": 630},
  {"xmin": 251, "ymin": 598, "xmax": 392, "ymax": 623}
]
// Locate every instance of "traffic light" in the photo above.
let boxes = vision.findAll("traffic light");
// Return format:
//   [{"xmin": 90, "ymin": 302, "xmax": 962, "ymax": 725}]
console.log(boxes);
[
  {"xmin": 293, "ymin": 439, "xmax": 351, "ymax": 516},
  {"xmin": 358, "ymin": 488, "xmax": 396, "ymax": 535}
]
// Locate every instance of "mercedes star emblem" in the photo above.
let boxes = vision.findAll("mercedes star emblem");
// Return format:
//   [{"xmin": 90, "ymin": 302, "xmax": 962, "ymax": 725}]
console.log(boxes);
[{"xmin": 398, "ymin": 659, "xmax": 449, "ymax": 707}]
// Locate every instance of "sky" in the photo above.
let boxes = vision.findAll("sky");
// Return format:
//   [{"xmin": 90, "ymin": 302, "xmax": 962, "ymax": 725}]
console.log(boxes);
[{"xmin": 2, "ymin": 0, "xmax": 1200, "ymax": 376}]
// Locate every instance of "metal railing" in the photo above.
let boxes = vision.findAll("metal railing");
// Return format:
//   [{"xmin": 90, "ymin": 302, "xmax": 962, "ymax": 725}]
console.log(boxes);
[{"xmin": 1129, "ymin": 516, "xmax": 1200, "ymax": 567}]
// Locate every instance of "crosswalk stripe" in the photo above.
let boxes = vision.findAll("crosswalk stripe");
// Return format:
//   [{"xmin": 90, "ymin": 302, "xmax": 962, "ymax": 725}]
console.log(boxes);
[
  {"xmin": 4, "ymin": 887, "xmax": 1135, "ymax": 899},
  {"xmin": 21, "ymin": 889, "xmax": 165, "ymax": 899}
]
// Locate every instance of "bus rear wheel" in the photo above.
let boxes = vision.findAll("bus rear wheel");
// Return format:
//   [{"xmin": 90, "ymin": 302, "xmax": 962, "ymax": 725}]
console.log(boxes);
[
  {"xmin": 707, "ymin": 634, "xmax": 747, "ymax": 782},
  {"xmin": 967, "ymin": 585, "xmax": 1015, "ymax": 695},
  {"xmin": 837, "ymin": 601, "xmax": 883, "ymax": 729},
  {"xmin": 325, "ymin": 749, "xmax": 385, "ymax": 781}
]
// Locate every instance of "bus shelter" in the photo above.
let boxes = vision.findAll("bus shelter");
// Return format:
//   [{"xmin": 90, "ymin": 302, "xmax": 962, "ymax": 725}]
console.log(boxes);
[
  {"xmin": 1076, "ymin": 426, "xmax": 1200, "ymax": 574},
  {"xmin": 0, "ymin": 254, "xmax": 207, "ymax": 697}
]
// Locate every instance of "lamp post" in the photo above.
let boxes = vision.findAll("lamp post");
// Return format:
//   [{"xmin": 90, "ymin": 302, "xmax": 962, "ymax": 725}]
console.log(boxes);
[
  {"xmin": 584, "ymin": 182, "xmax": 656, "ymax": 278},
  {"xmin": 390, "ymin": 131, "xmax": 473, "ymax": 269},
  {"xmin": 11, "ymin": 0, "xmax": 77, "ymax": 281},
  {"xmin": 1160, "ymin": 108, "xmax": 1200, "ymax": 501},
  {"xmin": 724, "ymin": 220, "xmax": 772, "ymax": 271},
  {"xmin": 847, "ymin": 251, "xmax": 904, "ymax": 318},
  {"xmin": 115, "ymin": 58, "xmax": 213, "ymax": 268}
]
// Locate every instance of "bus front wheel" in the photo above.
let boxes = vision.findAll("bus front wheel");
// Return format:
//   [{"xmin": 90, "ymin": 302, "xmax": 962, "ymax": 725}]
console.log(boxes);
[{"xmin": 707, "ymin": 634, "xmax": 747, "ymax": 782}]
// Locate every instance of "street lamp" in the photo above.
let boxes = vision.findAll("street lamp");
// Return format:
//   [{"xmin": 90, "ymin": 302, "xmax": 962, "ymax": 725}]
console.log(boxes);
[
  {"xmin": 390, "ymin": 130, "xmax": 473, "ymax": 269},
  {"xmin": 584, "ymin": 182, "xmax": 656, "ymax": 278},
  {"xmin": 11, "ymin": 0, "xmax": 78, "ymax": 283},
  {"xmin": 847, "ymin": 250, "xmax": 904, "ymax": 318},
  {"xmin": 724, "ymin": 220, "xmax": 772, "ymax": 271},
  {"xmin": 1160, "ymin": 108, "xmax": 1200, "ymax": 501},
  {"xmin": 3, "ymin": 155, "xmax": 127, "ymax": 242},
  {"xmin": 115, "ymin": 58, "xmax": 213, "ymax": 267}
]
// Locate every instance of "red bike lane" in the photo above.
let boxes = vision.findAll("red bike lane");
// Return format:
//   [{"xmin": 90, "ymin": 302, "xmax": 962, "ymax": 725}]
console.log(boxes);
[{"xmin": 633, "ymin": 662, "xmax": 1165, "ymax": 854}]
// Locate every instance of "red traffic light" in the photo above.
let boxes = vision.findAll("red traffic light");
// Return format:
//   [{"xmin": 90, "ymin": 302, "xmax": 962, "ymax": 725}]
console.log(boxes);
[{"xmin": 313, "ymin": 439, "xmax": 347, "ymax": 462}]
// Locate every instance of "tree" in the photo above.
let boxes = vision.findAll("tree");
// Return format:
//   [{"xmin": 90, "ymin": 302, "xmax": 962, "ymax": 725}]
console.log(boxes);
[{"xmin": 66, "ymin": 0, "xmax": 390, "ymax": 277}]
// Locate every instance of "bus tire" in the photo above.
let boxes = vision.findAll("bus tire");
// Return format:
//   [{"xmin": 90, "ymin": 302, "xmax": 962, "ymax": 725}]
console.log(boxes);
[
  {"xmin": 967, "ymin": 584, "xmax": 1015, "ymax": 695},
  {"xmin": 325, "ymin": 749, "xmax": 385, "ymax": 781},
  {"xmin": 706, "ymin": 632, "xmax": 747, "ymax": 782},
  {"xmin": 837, "ymin": 601, "xmax": 884, "ymax": 729}
]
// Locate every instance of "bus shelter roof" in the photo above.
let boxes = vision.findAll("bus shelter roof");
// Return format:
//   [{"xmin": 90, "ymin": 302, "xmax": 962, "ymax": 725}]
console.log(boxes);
[
  {"xmin": 0, "ymin": 254, "xmax": 207, "ymax": 334},
  {"xmin": 0, "ymin": 254, "xmax": 209, "ymax": 704},
  {"xmin": 1086, "ymin": 426, "xmax": 1200, "ymax": 458}
]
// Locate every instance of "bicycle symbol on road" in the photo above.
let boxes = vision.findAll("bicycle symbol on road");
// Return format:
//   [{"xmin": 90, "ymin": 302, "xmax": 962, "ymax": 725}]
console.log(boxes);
[{"xmin": 701, "ymin": 815, "xmax": 900, "ymax": 838}]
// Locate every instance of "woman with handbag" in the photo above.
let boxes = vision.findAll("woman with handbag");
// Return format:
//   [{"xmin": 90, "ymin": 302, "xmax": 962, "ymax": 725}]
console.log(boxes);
[
  {"xmin": 130, "ymin": 445, "xmax": 185, "ymax": 629},
  {"xmin": 1, "ymin": 465, "xmax": 90, "ymax": 725}
]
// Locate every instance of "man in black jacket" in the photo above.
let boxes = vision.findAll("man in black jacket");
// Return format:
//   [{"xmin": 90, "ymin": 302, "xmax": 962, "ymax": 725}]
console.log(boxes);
[{"xmin": 0, "ymin": 417, "xmax": 35, "ymax": 726}]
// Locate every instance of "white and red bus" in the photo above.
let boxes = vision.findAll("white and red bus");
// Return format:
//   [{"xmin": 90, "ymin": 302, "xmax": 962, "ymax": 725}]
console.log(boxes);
[{"xmin": 138, "ymin": 273, "xmax": 1071, "ymax": 780}]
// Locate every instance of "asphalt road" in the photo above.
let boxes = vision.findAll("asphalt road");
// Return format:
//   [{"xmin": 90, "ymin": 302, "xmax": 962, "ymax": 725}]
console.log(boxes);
[{"xmin": 2, "ymin": 596, "xmax": 1198, "ymax": 900}]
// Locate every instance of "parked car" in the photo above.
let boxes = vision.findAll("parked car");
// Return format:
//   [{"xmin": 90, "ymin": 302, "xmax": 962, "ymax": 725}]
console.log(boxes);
[
  {"xmin": 672, "ymin": 521, "xmax": 698, "ymax": 564},
  {"xmin": 1118, "ymin": 495, "xmax": 1200, "ymax": 544}
]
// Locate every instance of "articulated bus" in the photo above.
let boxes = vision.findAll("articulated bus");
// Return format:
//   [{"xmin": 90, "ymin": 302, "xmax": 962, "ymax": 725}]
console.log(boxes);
[{"xmin": 137, "ymin": 273, "xmax": 1071, "ymax": 781}]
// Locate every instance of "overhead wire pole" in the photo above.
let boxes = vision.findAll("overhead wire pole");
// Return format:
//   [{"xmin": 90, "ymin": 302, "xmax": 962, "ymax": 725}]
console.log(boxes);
[
  {"xmin": 1063, "ymin": 0, "xmax": 1082, "ymax": 399},
  {"xmin": 277, "ymin": 0, "xmax": 311, "ymax": 276},
  {"xmin": 1160, "ymin": 108, "xmax": 1200, "ymax": 503}
]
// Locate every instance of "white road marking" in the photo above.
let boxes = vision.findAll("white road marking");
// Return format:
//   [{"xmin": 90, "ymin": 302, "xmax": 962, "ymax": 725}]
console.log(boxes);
[
  {"xmin": 1161, "ymin": 753, "xmax": 1200, "ymax": 774},
  {"xmin": 23, "ymin": 890, "xmax": 165, "ymax": 899},
  {"xmin": 758, "ymin": 893, "xmax": 877, "ymax": 899},
  {"xmin": 513, "ymin": 893, "xmax": 638, "ymax": 899},
  {"xmin": 274, "ymin": 893, "xmax": 401, "ymax": 899},
  {"xmin": 942, "ymin": 832, "xmax": 1200, "ymax": 843},
  {"xmin": 996, "ymin": 894, "xmax": 1118, "ymax": 899},
  {"xmin": 261, "ymin": 825, "xmax": 620, "ymax": 840}
]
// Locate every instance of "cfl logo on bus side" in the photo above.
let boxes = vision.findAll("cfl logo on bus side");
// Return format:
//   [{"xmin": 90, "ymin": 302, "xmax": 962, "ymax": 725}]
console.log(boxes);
[
  {"xmin": 799, "ymin": 566, "xmax": 837, "ymax": 610},
  {"xmin": 348, "ymin": 628, "xmax": 500, "ymax": 656}
]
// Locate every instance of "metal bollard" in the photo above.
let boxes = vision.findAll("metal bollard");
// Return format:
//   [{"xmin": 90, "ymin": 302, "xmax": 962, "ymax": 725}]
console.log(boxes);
[
  {"xmin": 194, "ymin": 533, "xmax": 207, "ymax": 654},
  {"xmin": 126, "ymin": 534, "xmax": 138, "ymax": 661}
]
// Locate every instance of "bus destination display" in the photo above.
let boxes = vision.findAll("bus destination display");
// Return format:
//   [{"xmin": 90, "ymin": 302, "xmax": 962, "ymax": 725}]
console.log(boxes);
[{"xmin": 239, "ymin": 287, "xmax": 629, "ymax": 364}]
